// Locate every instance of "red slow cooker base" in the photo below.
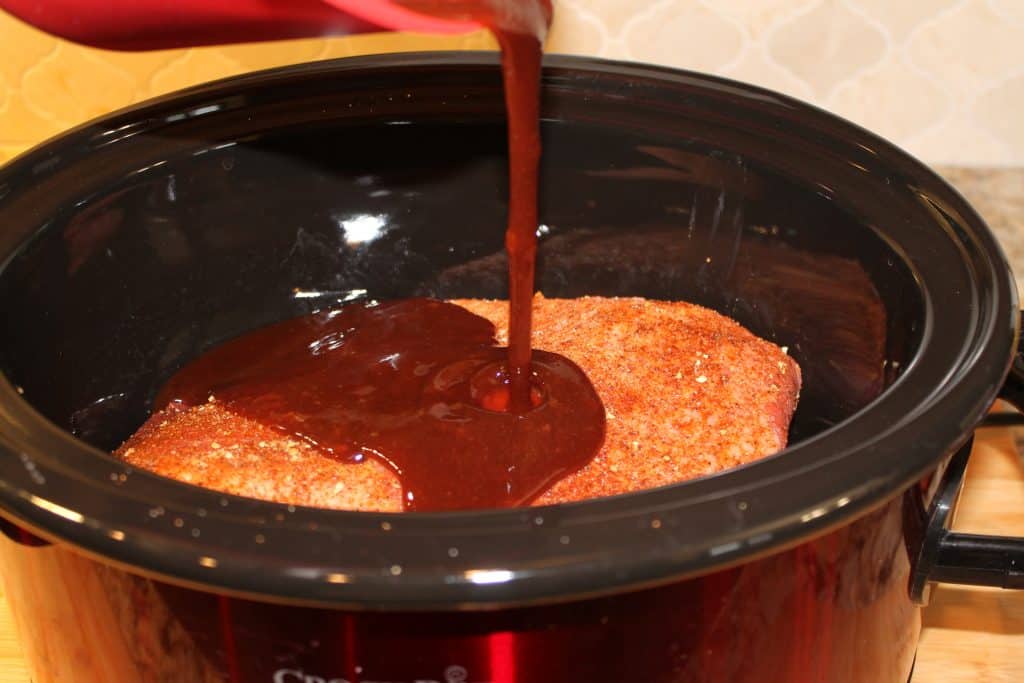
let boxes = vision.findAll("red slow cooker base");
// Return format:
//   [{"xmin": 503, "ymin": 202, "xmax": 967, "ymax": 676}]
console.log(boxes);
[{"xmin": 0, "ymin": 491, "xmax": 919, "ymax": 682}]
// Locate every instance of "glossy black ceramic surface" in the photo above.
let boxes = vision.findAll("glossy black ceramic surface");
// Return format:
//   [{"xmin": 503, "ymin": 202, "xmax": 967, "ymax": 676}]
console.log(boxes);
[{"xmin": 0, "ymin": 53, "xmax": 1017, "ymax": 609}]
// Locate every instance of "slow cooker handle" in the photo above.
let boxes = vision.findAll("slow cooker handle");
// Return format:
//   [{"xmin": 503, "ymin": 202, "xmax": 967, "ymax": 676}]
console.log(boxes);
[{"xmin": 910, "ymin": 326, "xmax": 1024, "ymax": 605}]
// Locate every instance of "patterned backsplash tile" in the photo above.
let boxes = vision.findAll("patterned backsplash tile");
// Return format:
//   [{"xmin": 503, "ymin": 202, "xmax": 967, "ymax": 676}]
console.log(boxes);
[{"xmin": 1, "ymin": 0, "xmax": 1022, "ymax": 166}]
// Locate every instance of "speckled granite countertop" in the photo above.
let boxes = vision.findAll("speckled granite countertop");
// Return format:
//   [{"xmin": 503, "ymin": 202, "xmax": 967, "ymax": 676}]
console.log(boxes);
[{"xmin": 938, "ymin": 166, "xmax": 1024, "ymax": 297}]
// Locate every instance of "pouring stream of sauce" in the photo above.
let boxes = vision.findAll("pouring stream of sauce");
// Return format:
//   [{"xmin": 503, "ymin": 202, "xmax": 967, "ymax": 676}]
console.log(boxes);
[{"xmin": 159, "ymin": 1, "xmax": 607, "ymax": 511}]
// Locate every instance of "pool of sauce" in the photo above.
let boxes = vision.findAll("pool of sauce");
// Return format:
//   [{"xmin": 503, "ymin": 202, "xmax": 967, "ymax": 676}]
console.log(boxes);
[
  {"xmin": 158, "ymin": 2, "xmax": 607, "ymax": 512},
  {"xmin": 158, "ymin": 299, "xmax": 604, "ymax": 511}
]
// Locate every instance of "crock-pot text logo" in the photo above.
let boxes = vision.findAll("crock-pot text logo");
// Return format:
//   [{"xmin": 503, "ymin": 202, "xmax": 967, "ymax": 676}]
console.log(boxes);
[{"xmin": 273, "ymin": 664, "xmax": 490, "ymax": 683}]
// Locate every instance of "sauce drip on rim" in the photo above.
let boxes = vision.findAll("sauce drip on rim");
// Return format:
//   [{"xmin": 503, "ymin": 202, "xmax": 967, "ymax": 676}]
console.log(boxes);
[{"xmin": 158, "ymin": 2, "xmax": 608, "ymax": 511}]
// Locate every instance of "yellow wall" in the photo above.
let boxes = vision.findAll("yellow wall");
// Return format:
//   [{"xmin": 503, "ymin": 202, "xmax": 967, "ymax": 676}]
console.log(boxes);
[{"xmin": 0, "ymin": 11, "xmax": 497, "ymax": 165}]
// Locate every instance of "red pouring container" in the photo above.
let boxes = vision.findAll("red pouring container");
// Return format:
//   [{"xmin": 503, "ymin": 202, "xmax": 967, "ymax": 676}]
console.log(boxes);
[
  {"xmin": 0, "ymin": 0, "xmax": 488, "ymax": 49},
  {"xmin": 0, "ymin": 0, "xmax": 475, "ymax": 49},
  {"xmin": 0, "ymin": 53, "xmax": 1021, "ymax": 682}
]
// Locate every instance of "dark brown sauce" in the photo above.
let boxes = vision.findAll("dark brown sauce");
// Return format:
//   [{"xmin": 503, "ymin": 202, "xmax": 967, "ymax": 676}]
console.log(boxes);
[
  {"xmin": 158, "ymin": 6, "xmax": 608, "ymax": 511},
  {"xmin": 158, "ymin": 299, "xmax": 604, "ymax": 511},
  {"xmin": 495, "ymin": 29, "xmax": 543, "ymax": 411}
]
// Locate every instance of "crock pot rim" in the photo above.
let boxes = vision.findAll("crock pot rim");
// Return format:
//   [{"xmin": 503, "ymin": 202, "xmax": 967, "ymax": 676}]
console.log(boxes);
[{"xmin": 0, "ymin": 52, "xmax": 1017, "ymax": 610}]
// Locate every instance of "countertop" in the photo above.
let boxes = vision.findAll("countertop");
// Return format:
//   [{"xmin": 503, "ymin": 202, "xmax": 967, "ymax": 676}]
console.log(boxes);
[{"xmin": 0, "ymin": 166, "xmax": 1021, "ymax": 681}]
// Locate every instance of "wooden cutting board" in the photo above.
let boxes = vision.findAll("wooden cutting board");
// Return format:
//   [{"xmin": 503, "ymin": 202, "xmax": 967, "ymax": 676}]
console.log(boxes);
[
  {"xmin": 0, "ymin": 426, "xmax": 1020, "ymax": 682},
  {"xmin": 912, "ymin": 423, "xmax": 1024, "ymax": 683}
]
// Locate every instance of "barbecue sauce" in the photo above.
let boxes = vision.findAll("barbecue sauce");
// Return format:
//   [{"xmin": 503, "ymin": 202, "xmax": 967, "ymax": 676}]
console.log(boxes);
[{"xmin": 157, "ymin": 4, "xmax": 607, "ymax": 511}]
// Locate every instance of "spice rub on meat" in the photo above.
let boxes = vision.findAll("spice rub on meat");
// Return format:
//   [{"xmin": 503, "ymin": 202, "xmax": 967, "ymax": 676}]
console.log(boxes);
[{"xmin": 115, "ymin": 296, "xmax": 801, "ymax": 511}]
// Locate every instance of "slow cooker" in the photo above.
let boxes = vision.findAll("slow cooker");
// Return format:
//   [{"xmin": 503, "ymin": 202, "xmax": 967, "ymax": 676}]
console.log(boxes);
[{"xmin": 0, "ymin": 53, "xmax": 1021, "ymax": 682}]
